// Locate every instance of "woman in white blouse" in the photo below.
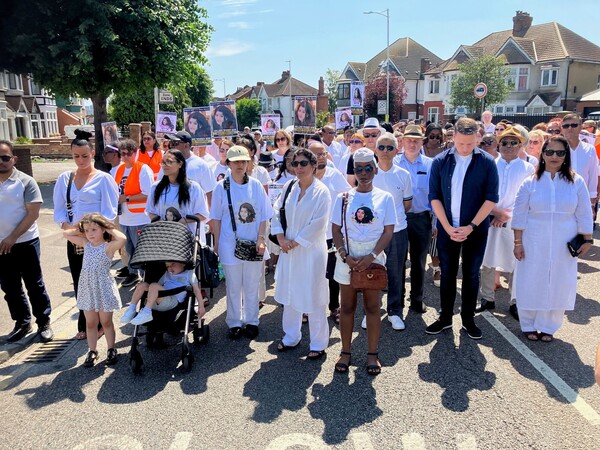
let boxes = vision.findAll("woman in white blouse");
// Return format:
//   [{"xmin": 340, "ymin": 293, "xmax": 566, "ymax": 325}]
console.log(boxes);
[
  {"xmin": 512, "ymin": 136, "xmax": 593, "ymax": 342},
  {"xmin": 53, "ymin": 129, "xmax": 119, "ymax": 340},
  {"xmin": 272, "ymin": 148, "xmax": 332, "ymax": 359}
]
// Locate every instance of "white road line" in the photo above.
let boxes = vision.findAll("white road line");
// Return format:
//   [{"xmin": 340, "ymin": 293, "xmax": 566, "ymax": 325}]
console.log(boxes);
[
  {"xmin": 350, "ymin": 432, "xmax": 375, "ymax": 450},
  {"xmin": 168, "ymin": 432, "xmax": 193, "ymax": 450},
  {"xmin": 456, "ymin": 433, "xmax": 478, "ymax": 450},
  {"xmin": 482, "ymin": 311, "xmax": 600, "ymax": 426},
  {"xmin": 401, "ymin": 433, "xmax": 426, "ymax": 450}
]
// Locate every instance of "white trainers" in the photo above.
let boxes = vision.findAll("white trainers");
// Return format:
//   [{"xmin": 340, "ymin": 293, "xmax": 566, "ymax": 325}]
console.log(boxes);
[
  {"xmin": 130, "ymin": 308, "xmax": 153, "ymax": 326},
  {"xmin": 388, "ymin": 315, "xmax": 406, "ymax": 330},
  {"xmin": 120, "ymin": 308, "xmax": 137, "ymax": 324},
  {"xmin": 361, "ymin": 315, "xmax": 367, "ymax": 329}
]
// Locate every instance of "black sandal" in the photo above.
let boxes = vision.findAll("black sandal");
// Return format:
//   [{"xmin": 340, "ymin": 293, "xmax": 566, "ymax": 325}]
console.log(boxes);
[
  {"xmin": 366, "ymin": 352, "xmax": 381, "ymax": 376},
  {"xmin": 539, "ymin": 332, "xmax": 553, "ymax": 342},
  {"xmin": 307, "ymin": 350, "xmax": 326, "ymax": 360},
  {"xmin": 277, "ymin": 340, "xmax": 298, "ymax": 352},
  {"xmin": 83, "ymin": 350, "xmax": 98, "ymax": 368},
  {"xmin": 334, "ymin": 351, "xmax": 351, "ymax": 374},
  {"xmin": 106, "ymin": 348, "xmax": 118, "ymax": 366}
]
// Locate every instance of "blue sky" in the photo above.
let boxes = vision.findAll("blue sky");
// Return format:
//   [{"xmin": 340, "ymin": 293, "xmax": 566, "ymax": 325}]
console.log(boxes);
[{"xmin": 202, "ymin": 0, "xmax": 600, "ymax": 97}]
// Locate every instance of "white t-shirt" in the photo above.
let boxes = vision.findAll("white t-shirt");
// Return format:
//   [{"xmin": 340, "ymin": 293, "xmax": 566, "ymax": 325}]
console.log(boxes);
[
  {"xmin": 146, "ymin": 181, "xmax": 209, "ymax": 233},
  {"xmin": 451, "ymin": 152, "xmax": 473, "ymax": 227},
  {"xmin": 209, "ymin": 177, "xmax": 274, "ymax": 265},
  {"xmin": 159, "ymin": 269, "xmax": 197, "ymax": 303},
  {"xmin": 0, "ymin": 169, "xmax": 42, "ymax": 243},
  {"xmin": 251, "ymin": 165, "xmax": 271, "ymax": 186},
  {"xmin": 319, "ymin": 166, "xmax": 351, "ymax": 239},
  {"xmin": 213, "ymin": 163, "xmax": 228, "ymax": 182},
  {"xmin": 200, "ymin": 153, "xmax": 217, "ymax": 167},
  {"xmin": 373, "ymin": 164, "xmax": 413, "ymax": 231},
  {"xmin": 117, "ymin": 164, "xmax": 154, "ymax": 226},
  {"xmin": 331, "ymin": 187, "xmax": 397, "ymax": 243},
  {"xmin": 570, "ymin": 141, "xmax": 599, "ymax": 198}
]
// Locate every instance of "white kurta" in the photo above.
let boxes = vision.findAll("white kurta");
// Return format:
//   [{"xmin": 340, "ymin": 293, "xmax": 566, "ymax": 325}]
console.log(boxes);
[
  {"xmin": 272, "ymin": 178, "xmax": 332, "ymax": 313},
  {"xmin": 482, "ymin": 158, "xmax": 534, "ymax": 271},
  {"xmin": 512, "ymin": 172, "xmax": 593, "ymax": 311}
]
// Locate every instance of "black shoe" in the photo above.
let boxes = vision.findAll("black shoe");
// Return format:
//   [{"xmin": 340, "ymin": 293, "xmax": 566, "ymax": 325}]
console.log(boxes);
[
  {"xmin": 509, "ymin": 304, "xmax": 519, "ymax": 320},
  {"xmin": 475, "ymin": 299, "xmax": 496, "ymax": 313},
  {"xmin": 106, "ymin": 348, "xmax": 118, "ymax": 366},
  {"xmin": 121, "ymin": 274, "xmax": 141, "ymax": 287},
  {"xmin": 244, "ymin": 324, "xmax": 259, "ymax": 339},
  {"xmin": 38, "ymin": 323, "xmax": 54, "ymax": 342},
  {"xmin": 462, "ymin": 322, "xmax": 483, "ymax": 340},
  {"xmin": 425, "ymin": 319, "xmax": 452, "ymax": 335},
  {"xmin": 116, "ymin": 267, "xmax": 130, "ymax": 278},
  {"xmin": 83, "ymin": 350, "xmax": 99, "ymax": 367},
  {"xmin": 228, "ymin": 327, "xmax": 243, "ymax": 340},
  {"xmin": 409, "ymin": 301, "xmax": 428, "ymax": 313},
  {"xmin": 6, "ymin": 323, "xmax": 32, "ymax": 343}
]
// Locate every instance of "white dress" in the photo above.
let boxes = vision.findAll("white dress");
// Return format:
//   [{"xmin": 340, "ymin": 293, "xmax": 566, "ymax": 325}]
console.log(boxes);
[
  {"xmin": 77, "ymin": 242, "xmax": 122, "ymax": 312},
  {"xmin": 272, "ymin": 178, "xmax": 331, "ymax": 313},
  {"xmin": 512, "ymin": 173, "xmax": 593, "ymax": 311}
]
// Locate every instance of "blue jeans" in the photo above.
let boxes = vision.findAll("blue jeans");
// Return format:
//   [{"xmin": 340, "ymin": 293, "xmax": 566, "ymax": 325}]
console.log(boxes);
[
  {"xmin": 0, "ymin": 238, "xmax": 52, "ymax": 327},
  {"xmin": 384, "ymin": 229, "xmax": 408, "ymax": 316},
  {"xmin": 121, "ymin": 224, "xmax": 146, "ymax": 275}
]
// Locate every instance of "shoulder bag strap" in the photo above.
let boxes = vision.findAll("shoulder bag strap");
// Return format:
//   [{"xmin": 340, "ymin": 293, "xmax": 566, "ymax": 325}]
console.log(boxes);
[
  {"xmin": 342, "ymin": 192, "xmax": 350, "ymax": 255},
  {"xmin": 278, "ymin": 179, "xmax": 297, "ymax": 234},
  {"xmin": 224, "ymin": 177, "xmax": 237, "ymax": 236},
  {"xmin": 66, "ymin": 171, "xmax": 75, "ymax": 223}
]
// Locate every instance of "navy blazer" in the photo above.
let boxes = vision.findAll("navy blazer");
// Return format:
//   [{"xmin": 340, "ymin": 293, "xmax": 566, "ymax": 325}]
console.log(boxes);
[{"xmin": 428, "ymin": 147, "xmax": 499, "ymax": 236}]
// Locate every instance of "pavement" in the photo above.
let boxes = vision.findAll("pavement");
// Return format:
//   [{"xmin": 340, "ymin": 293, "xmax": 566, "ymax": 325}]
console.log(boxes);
[{"xmin": 0, "ymin": 160, "xmax": 599, "ymax": 449}]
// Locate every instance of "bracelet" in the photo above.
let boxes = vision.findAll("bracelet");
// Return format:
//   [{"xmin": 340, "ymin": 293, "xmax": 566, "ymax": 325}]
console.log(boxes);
[
  {"xmin": 514, "ymin": 240, "xmax": 522, "ymax": 243},
  {"xmin": 584, "ymin": 239, "xmax": 593, "ymax": 244},
  {"xmin": 337, "ymin": 247, "xmax": 346, "ymax": 255},
  {"xmin": 514, "ymin": 244, "xmax": 523, "ymax": 247},
  {"xmin": 257, "ymin": 235, "xmax": 265, "ymax": 240},
  {"xmin": 370, "ymin": 251, "xmax": 378, "ymax": 259}
]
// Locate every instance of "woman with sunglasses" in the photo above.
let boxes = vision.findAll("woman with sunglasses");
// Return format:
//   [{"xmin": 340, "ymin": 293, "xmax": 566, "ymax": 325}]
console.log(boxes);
[
  {"xmin": 525, "ymin": 130, "xmax": 546, "ymax": 163},
  {"xmin": 273, "ymin": 130, "xmax": 292, "ymax": 167},
  {"xmin": 512, "ymin": 136, "xmax": 593, "ymax": 342},
  {"xmin": 53, "ymin": 129, "xmax": 119, "ymax": 340},
  {"xmin": 546, "ymin": 119, "xmax": 563, "ymax": 136},
  {"xmin": 272, "ymin": 148, "xmax": 332, "ymax": 358},
  {"xmin": 479, "ymin": 133, "xmax": 498, "ymax": 158},
  {"xmin": 423, "ymin": 124, "xmax": 445, "ymax": 158},
  {"xmin": 340, "ymin": 133, "xmax": 365, "ymax": 186},
  {"xmin": 137, "ymin": 131, "xmax": 163, "ymax": 181},
  {"xmin": 331, "ymin": 148, "xmax": 396, "ymax": 376}
]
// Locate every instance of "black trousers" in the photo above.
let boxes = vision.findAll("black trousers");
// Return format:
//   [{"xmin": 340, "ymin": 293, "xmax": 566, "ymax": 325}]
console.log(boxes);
[
  {"xmin": 406, "ymin": 212, "xmax": 432, "ymax": 304},
  {"xmin": 326, "ymin": 239, "xmax": 340, "ymax": 311}
]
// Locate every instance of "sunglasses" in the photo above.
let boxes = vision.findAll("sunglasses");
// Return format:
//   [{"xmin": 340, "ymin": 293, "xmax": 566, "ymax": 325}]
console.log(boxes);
[
  {"xmin": 547, "ymin": 129, "xmax": 561, "ymax": 134},
  {"xmin": 363, "ymin": 133, "xmax": 379, "ymax": 138},
  {"xmin": 275, "ymin": 137, "xmax": 287, "ymax": 142},
  {"xmin": 324, "ymin": 131, "xmax": 336, "ymax": 135},
  {"xmin": 428, "ymin": 135, "xmax": 442, "ymax": 140},
  {"xmin": 161, "ymin": 159, "xmax": 179, "ymax": 166},
  {"xmin": 543, "ymin": 149, "xmax": 567, "ymax": 157},
  {"xmin": 349, "ymin": 139, "xmax": 363, "ymax": 144},
  {"xmin": 142, "ymin": 137, "xmax": 153, "ymax": 141},
  {"xmin": 291, "ymin": 160, "xmax": 310, "ymax": 168},
  {"xmin": 480, "ymin": 140, "xmax": 495, "ymax": 146},
  {"xmin": 500, "ymin": 140, "xmax": 519, "ymax": 148},
  {"xmin": 377, "ymin": 145, "xmax": 396, "ymax": 151},
  {"xmin": 0, "ymin": 155, "xmax": 14, "ymax": 162},
  {"xmin": 562, "ymin": 123, "xmax": 579, "ymax": 129},
  {"xmin": 219, "ymin": 147, "xmax": 229, "ymax": 153},
  {"xmin": 354, "ymin": 165, "xmax": 374, "ymax": 174}
]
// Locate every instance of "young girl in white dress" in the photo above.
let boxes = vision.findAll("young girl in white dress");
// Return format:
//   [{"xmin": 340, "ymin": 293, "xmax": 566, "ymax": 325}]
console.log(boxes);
[{"xmin": 64, "ymin": 213, "xmax": 126, "ymax": 367}]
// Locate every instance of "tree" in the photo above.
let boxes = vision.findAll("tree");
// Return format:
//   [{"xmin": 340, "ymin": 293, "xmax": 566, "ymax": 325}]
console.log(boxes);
[
  {"xmin": 0, "ymin": 0, "xmax": 212, "ymax": 169},
  {"xmin": 187, "ymin": 67, "xmax": 214, "ymax": 108},
  {"xmin": 325, "ymin": 68, "xmax": 340, "ymax": 114},
  {"xmin": 449, "ymin": 55, "xmax": 512, "ymax": 117},
  {"xmin": 316, "ymin": 111, "xmax": 331, "ymax": 128},
  {"xmin": 364, "ymin": 73, "xmax": 408, "ymax": 123},
  {"xmin": 235, "ymin": 99, "xmax": 261, "ymax": 129}
]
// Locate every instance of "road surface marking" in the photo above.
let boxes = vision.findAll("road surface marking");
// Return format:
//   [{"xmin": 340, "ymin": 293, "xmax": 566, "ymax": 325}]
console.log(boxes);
[{"xmin": 401, "ymin": 433, "xmax": 426, "ymax": 450}]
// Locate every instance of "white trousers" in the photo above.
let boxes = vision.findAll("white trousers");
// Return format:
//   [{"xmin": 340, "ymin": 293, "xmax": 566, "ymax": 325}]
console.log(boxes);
[
  {"xmin": 223, "ymin": 261, "xmax": 263, "ymax": 328},
  {"xmin": 281, "ymin": 303, "xmax": 330, "ymax": 351},
  {"xmin": 480, "ymin": 265, "xmax": 515, "ymax": 305},
  {"xmin": 259, "ymin": 260, "xmax": 266, "ymax": 302},
  {"xmin": 519, "ymin": 309, "xmax": 565, "ymax": 335}
]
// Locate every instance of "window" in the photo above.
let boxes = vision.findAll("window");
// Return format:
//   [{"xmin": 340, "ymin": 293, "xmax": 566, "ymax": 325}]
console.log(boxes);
[
  {"xmin": 597, "ymin": 74, "xmax": 600, "ymax": 89},
  {"xmin": 429, "ymin": 80, "xmax": 440, "ymax": 94},
  {"xmin": 516, "ymin": 105, "xmax": 525, "ymax": 113},
  {"xmin": 8, "ymin": 73, "xmax": 20, "ymax": 90},
  {"xmin": 337, "ymin": 83, "xmax": 350, "ymax": 100},
  {"xmin": 495, "ymin": 106, "xmax": 504, "ymax": 114},
  {"xmin": 427, "ymin": 107, "xmax": 439, "ymax": 124},
  {"xmin": 541, "ymin": 68, "xmax": 558, "ymax": 87},
  {"xmin": 30, "ymin": 79, "xmax": 42, "ymax": 95},
  {"xmin": 445, "ymin": 74, "xmax": 457, "ymax": 95},
  {"xmin": 509, "ymin": 67, "xmax": 529, "ymax": 91},
  {"xmin": 0, "ymin": 72, "xmax": 6, "ymax": 90},
  {"xmin": 506, "ymin": 106, "xmax": 515, "ymax": 114}
]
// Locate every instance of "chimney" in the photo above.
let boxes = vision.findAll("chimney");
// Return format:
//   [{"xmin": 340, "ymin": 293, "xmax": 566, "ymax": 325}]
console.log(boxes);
[
  {"xmin": 282, "ymin": 70, "xmax": 290, "ymax": 79},
  {"xmin": 257, "ymin": 82, "xmax": 264, "ymax": 86},
  {"xmin": 420, "ymin": 58, "xmax": 431, "ymax": 75},
  {"xmin": 318, "ymin": 76, "xmax": 324, "ymax": 96},
  {"xmin": 512, "ymin": 11, "xmax": 532, "ymax": 37}
]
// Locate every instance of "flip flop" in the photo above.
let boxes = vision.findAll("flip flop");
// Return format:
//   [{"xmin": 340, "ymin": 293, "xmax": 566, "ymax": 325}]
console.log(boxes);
[
  {"xmin": 539, "ymin": 332, "xmax": 553, "ymax": 342},
  {"xmin": 524, "ymin": 331, "xmax": 539, "ymax": 341},
  {"xmin": 277, "ymin": 340, "xmax": 298, "ymax": 352},
  {"xmin": 74, "ymin": 331, "xmax": 86, "ymax": 340},
  {"xmin": 335, "ymin": 351, "xmax": 351, "ymax": 374},
  {"xmin": 307, "ymin": 350, "xmax": 326, "ymax": 360}
]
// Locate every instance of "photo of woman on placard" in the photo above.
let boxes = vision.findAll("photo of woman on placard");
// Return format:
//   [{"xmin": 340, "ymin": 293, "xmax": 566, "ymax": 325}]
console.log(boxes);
[
  {"xmin": 351, "ymin": 86, "xmax": 363, "ymax": 107},
  {"xmin": 212, "ymin": 105, "xmax": 236, "ymax": 131},
  {"xmin": 264, "ymin": 119, "xmax": 278, "ymax": 132},
  {"xmin": 158, "ymin": 115, "xmax": 175, "ymax": 132},
  {"xmin": 185, "ymin": 111, "xmax": 211, "ymax": 138},
  {"xmin": 339, "ymin": 112, "xmax": 352, "ymax": 129},
  {"xmin": 294, "ymin": 100, "xmax": 315, "ymax": 128}
]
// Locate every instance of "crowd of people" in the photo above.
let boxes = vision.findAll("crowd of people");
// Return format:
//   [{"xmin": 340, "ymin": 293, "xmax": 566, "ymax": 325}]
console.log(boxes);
[{"xmin": 0, "ymin": 110, "xmax": 597, "ymax": 375}]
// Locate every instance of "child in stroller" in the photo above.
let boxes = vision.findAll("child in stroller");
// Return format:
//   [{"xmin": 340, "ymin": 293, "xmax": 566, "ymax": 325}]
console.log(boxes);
[{"xmin": 121, "ymin": 261, "xmax": 205, "ymax": 326}]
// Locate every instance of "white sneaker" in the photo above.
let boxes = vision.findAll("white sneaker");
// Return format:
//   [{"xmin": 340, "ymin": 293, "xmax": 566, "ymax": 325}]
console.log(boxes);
[
  {"xmin": 120, "ymin": 308, "xmax": 137, "ymax": 324},
  {"xmin": 361, "ymin": 315, "xmax": 367, "ymax": 329},
  {"xmin": 388, "ymin": 315, "xmax": 405, "ymax": 330},
  {"xmin": 130, "ymin": 308, "xmax": 153, "ymax": 326}
]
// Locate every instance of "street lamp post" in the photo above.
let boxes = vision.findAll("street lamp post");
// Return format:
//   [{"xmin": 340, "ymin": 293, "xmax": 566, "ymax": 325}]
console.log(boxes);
[
  {"xmin": 364, "ymin": 8, "xmax": 390, "ymax": 123},
  {"xmin": 285, "ymin": 60, "xmax": 292, "ymax": 127}
]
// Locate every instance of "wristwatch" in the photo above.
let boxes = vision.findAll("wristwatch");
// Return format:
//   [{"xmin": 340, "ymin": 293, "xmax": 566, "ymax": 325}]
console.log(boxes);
[
  {"xmin": 584, "ymin": 239, "xmax": 593, "ymax": 244},
  {"xmin": 125, "ymin": 196, "xmax": 130, "ymax": 203},
  {"xmin": 370, "ymin": 251, "xmax": 378, "ymax": 259},
  {"xmin": 469, "ymin": 222, "xmax": 478, "ymax": 230}
]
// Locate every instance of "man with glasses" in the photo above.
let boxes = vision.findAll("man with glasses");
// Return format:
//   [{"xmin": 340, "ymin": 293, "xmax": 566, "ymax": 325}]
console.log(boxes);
[
  {"xmin": 371, "ymin": 132, "xmax": 412, "ymax": 331},
  {"xmin": 426, "ymin": 118, "xmax": 499, "ymax": 340},
  {"xmin": 362, "ymin": 118, "xmax": 382, "ymax": 151},
  {"xmin": 480, "ymin": 133, "xmax": 498, "ymax": 158},
  {"xmin": 476, "ymin": 129, "xmax": 534, "ymax": 320},
  {"xmin": 321, "ymin": 125, "xmax": 343, "ymax": 171},
  {"xmin": 0, "ymin": 140, "xmax": 53, "ymax": 342},
  {"xmin": 102, "ymin": 144, "xmax": 122, "ymax": 177}
]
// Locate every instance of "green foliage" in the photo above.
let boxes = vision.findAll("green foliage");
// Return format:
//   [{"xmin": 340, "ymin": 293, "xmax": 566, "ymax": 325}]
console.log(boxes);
[
  {"xmin": 187, "ymin": 68, "xmax": 214, "ymax": 107},
  {"xmin": 236, "ymin": 99, "xmax": 261, "ymax": 129},
  {"xmin": 449, "ymin": 55, "xmax": 512, "ymax": 116},
  {"xmin": 316, "ymin": 111, "xmax": 331, "ymax": 128},
  {"xmin": 325, "ymin": 68, "xmax": 340, "ymax": 114},
  {"xmin": 14, "ymin": 136, "xmax": 33, "ymax": 144}
]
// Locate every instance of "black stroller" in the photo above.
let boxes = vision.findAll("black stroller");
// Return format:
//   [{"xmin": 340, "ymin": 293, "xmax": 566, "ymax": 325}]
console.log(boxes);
[{"xmin": 128, "ymin": 216, "xmax": 210, "ymax": 373}]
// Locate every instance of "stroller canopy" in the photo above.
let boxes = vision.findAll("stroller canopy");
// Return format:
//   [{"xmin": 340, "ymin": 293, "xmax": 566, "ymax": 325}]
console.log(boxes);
[{"xmin": 130, "ymin": 221, "xmax": 194, "ymax": 269}]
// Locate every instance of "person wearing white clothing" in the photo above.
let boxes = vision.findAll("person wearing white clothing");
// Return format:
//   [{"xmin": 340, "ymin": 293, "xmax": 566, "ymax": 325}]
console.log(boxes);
[
  {"xmin": 272, "ymin": 148, "xmax": 332, "ymax": 358},
  {"xmin": 477, "ymin": 128, "xmax": 534, "ymax": 317},
  {"xmin": 322, "ymin": 125, "xmax": 344, "ymax": 171},
  {"xmin": 512, "ymin": 136, "xmax": 593, "ymax": 341}
]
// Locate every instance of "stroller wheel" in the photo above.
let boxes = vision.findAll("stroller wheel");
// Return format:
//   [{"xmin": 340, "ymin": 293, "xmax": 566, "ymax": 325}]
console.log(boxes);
[{"xmin": 181, "ymin": 352, "xmax": 194, "ymax": 372}]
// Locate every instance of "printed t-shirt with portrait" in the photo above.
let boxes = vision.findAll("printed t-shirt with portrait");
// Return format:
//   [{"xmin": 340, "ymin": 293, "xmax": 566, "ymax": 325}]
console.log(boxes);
[
  {"xmin": 213, "ymin": 162, "xmax": 228, "ymax": 183},
  {"xmin": 159, "ymin": 269, "xmax": 197, "ymax": 303},
  {"xmin": 331, "ymin": 187, "xmax": 397, "ymax": 243},
  {"xmin": 209, "ymin": 176, "xmax": 274, "ymax": 265}
]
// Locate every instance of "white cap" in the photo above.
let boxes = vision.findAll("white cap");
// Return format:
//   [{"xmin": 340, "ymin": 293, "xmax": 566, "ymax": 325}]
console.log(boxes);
[{"xmin": 353, "ymin": 147, "xmax": 376, "ymax": 163}]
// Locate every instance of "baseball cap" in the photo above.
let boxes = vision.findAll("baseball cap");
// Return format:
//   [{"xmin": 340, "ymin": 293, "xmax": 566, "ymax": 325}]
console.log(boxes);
[
  {"xmin": 164, "ymin": 131, "xmax": 192, "ymax": 145},
  {"xmin": 226, "ymin": 145, "xmax": 251, "ymax": 162}
]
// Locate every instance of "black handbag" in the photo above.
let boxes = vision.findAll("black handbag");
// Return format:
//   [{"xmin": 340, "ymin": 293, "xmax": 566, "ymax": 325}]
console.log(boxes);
[
  {"xmin": 224, "ymin": 177, "xmax": 263, "ymax": 262},
  {"xmin": 268, "ymin": 179, "xmax": 297, "ymax": 245},
  {"xmin": 567, "ymin": 234, "xmax": 585, "ymax": 257}
]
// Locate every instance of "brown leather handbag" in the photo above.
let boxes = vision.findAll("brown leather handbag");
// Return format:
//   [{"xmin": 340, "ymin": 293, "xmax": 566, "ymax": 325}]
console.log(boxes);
[{"xmin": 341, "ymin": 193, "xmax": 388, "ymax": 291}]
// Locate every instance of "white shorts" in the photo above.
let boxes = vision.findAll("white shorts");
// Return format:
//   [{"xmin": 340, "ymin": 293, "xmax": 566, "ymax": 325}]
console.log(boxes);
[
  {"xmin": 153, "ymin": 295, "xmax": 180, "ymax": 312},
  {"xmin": 333, "ymin": 239, "xmax": 386, "ymax": 286}
]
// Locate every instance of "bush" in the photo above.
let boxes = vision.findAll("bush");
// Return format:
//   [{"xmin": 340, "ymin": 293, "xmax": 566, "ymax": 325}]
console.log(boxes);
[{"xmin": 14, "ymin": 136, "xmax": 33, "ymax": 144}]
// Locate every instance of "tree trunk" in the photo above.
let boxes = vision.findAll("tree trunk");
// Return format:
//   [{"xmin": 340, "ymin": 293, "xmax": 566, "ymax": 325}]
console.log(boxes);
[{"xmin": 91, "ymin": 93, "xmax": 110, "ymax": 172}]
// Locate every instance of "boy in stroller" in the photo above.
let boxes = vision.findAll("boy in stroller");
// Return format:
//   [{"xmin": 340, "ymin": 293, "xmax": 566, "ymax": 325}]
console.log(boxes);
[{"xmin": 121, "ymin": 261, "xmax": 205, "ymax": 326}]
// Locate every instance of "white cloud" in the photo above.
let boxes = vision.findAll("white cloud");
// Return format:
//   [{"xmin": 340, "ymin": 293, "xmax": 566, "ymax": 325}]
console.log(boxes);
[
  {"xmin": 220, "ymin": 0, "xmax": 257, "ymax": 6},
  {"xmin": 205, "ymin": 40, "xmax": 253, "ymax": 57},
  {"xmin": 228, "ymin": 21, "xmax": 253, "ymax": 29}
]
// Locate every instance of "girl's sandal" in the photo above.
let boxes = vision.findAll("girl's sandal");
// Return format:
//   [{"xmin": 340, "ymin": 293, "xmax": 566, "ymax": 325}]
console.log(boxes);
[
  {"xmin": 539, "ymin": 332, "xmax": 553, "ymax": 342},
  {"xmin": 335, "ymin": 351, "xmax": 351, "ymax": 374},
  {"xmin": 366, "ymin": 352, "xmax": 381, "ymax": 376},
  {"xmin": 83, "ymin": 350, "xmax": 98, "ymax": 368},
  {"xmin": 524, "ymin": 331, "xmax": 539, "ymax": 341}
]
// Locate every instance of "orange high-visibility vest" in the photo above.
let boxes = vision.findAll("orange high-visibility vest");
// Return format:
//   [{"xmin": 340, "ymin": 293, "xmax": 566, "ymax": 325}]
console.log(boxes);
[
  {"xmin": 115, "ymin": 162, "xmax": 146, "ymax": 214},
  {"xmin": 137, "ymin": 149, "xmax": 163, "ymax": 180}
]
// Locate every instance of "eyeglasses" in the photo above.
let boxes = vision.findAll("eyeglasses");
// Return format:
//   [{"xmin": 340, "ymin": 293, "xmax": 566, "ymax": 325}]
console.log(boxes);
[
  {"xmin": 291, "ymin": 160, "xmax": 310, "ymax": 168},
  {"xmin": 354, "ymin": 165, "xmax": 374, "ymax": 174},
  {"xmin": 363, "ymin": 133, "xmax": 379, "ymax": 138},
  {"xmin": 377, "ymin": 145, "xmax": 396, "ymax": 151},
  {"xmin": 543, "ymin": 149, "xmax": 567, "ymax": 157},
  {"xmin": 547, "ymin": 129, "xmax": 561, "ymax": 134},
  {"xmin": 0, "ymin": 155, "xmax": 13, "ymax": 162},
  {"xmin": 349, "ymin": 139, "xmax": 363, "ymax": 144},
  {"xmin": 275, "ymin": 137, "xmax": 287, "ymax": 142},
  {"xmin": 142, "ymin": 137, "xmax": 153, "ymax": 141},
  {"xmin": 314, "ymin": 153, "xmax": 327, "ymax": 158},
  {"xmin": 562, "ymin": 123, "xmax": 580, "ymax": 129},
  {"xmin": 168, "ymin": 141, "xmax": 182, "ymax": 148},
  {"xmin": 480, "ymin": 140, "xmax": 495, "ymax": 146},
  {"xmin": 528, "ymin": 140, "xmax": 541, "ymax": 145},
  {"xmin": 500, "ymin": 140, "xmax": 519, "ymax": 148},
  {"xmin": 219, "ymin": 147, "xmax": 229, "ymax": 153},
  {"xmin": 495, "ymin": 128, "xmax": 506, "ymax": 133},
  {"xmin": 161, "ymin": 159, "xmax": 179, "ymax": 166},
  {"xmin": 428, "ymin": 135, "xmax": 442, "ymax": 140}
]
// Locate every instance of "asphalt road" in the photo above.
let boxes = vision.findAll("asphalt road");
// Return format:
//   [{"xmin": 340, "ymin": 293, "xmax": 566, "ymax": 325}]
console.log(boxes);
[{"xmin": 0, "ymin": 161, "xmax": 599, "ymax": 449}]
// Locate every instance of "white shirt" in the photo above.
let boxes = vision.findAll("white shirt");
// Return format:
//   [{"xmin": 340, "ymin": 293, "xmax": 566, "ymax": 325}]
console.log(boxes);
[
  {"xmin": 212, "ymin": 163, "xmax": 228, "ymax": 182},
  {"xmin": 326, "ymin": 140, "xmax": 344, "ymax": 170},
  {"xmin": 318, "ymin": 166, "xmax": 351, "ymax": 239},
  {"xmin": 156, "ymin": 154, "xmax": 216, "ymax": 195},
  {"xmin": 250, "ymin": 165, "xmax": 271, "ymax": 186},
  {"xmin": 0, "ymin": 169, "xmax": 42, "ymax": 243},
  {"xmin": 570, "ymin": 141, "xmax": 599, "ymax": 198},
  {"xmin": 116, "ymin": 164, "xmax": 154, "ymax": 226},
  {"xmin": 451, "ymin": 152, "xmax": 473, "ymax": 227},
  {"xmin": 373, "ymin": 164, "xmax": 413, "ymax": 231},
  {"xmin": 496, "ymin": 158, "xmax": 535, "ymax": 212}
]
